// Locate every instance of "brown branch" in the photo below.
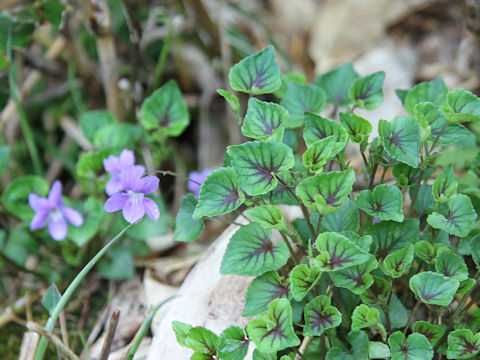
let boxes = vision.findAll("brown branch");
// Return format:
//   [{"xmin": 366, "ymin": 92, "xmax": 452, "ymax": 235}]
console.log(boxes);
[{"xmin": 27, "ymin": 321, "xmax": 80, "ymax": 360}]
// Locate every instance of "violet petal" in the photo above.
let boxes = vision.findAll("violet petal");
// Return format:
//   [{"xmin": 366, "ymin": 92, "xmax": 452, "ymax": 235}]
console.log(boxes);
[
  {"xmin": 103, "ymin": 155, "xmax": 121, "ymax": 174},
  {"xmin": 48, "ymin": 181, "xmax": 63, "ymax": 207},
  {"xmin": 137, "ymin": 175, "xmax": 159, "ymax": 194},
  {"xmin": 29, "ymin": 193, "xmax": 50, "ymax": 212},
  {"xmin": 104, "ymin": 193, "xmax": 129, "ymax": 212},
  {"xmin": 30, "ymin": 210, "xmax": 49, "ymax": 231},
  {"xmin": 143, "ymin": 197, "xmax": 160, "ymax": 221},
  {"xmin": 105, "ymin": 176, "xmax": 124, "ymax": 196},
  {"xmin": 48, "ymin": 215, "xmax": 67, "ymax": 241},
  {"xmin": 120, "ymin": 165, "xmax": 145, "ymax": 191},
  {"xmin": 119, "ymin": 149, "xmax": 135, "ymax": 167},
  {"xmin": 62, "ymin": 207, "xmax": 84, "ymax": 227},
  {"xmin": 122, "ymin": 196, "xmax": 145, "ymax": 223}
]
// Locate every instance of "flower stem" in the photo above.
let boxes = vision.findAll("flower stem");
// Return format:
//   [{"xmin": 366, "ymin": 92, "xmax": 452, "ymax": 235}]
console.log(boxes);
[
  {"xmin": 403, "ymin": 299, "xmax": 421, "ymax": 335},
  {"xmin": 34, "ymin": 223, "xmax": 134, "ymax": 360}
]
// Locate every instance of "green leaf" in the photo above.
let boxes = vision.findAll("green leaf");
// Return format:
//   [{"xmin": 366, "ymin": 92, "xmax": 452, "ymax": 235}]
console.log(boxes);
[
  {"xmin": 320, "ymin": 199, "xmax": 359, "ymax": 233},
  {"xmin": 246, "ymin": 298, "xmax": 300, "ymax": 353},
  {"xmin": 304, "ymin": 295, "xmax": 342, "ymax": 336},
  {"xmin": 326, "ymin": 330, "xmax": 369, "ymax": 360},
  {"xmin": 218, "ymin": 326, "xmax": 249, "ymax": 360},
  {"xmin": 174, "ymin": 193, "xmax": 204, "ymax": 242},
  {"xmin": 253, "ymin": 349, "xmax": 276, "ymax": 360},
  {"xmin": 433, "ymin": 165, "xmax": 457, "ymax": 203},
  {"xmin": 93, "ymin": 123, "xmax": 143, "ymax": 150},
  {"xmin": 314, "ymin": 62, "xmax": 359, "ymax": 107},
  {"xmin": 409, "ymin": 271, "xmax": 459, "ymax": 306},
  {"xmin": 330, "ymin": 257, "xmax": 377, "ymax": 295},
  {"xmin": 339, "ymin": 113, "xmax": 373, "ymax": 149},
  {"xmin": 280, "ymin": 82, "xmax": 326, "ymax": 128},
  {"xmin": 392, "ymin": 163, "xmax": 435, "ymax": 188},
  {"xmin": 75, "ymin": 149, "xmax": 114, "ymax": 181},
  {"xmin": 427, "ymin": 194, "xmax": 477, "ymax": 237},
  {"xmin": 409, "ymin": 184, "xmax": 435, "ymax": 216},
  {"xmin": 414, "ymin": 241, "xmax": 445, "ymax": 264},
  {"xmin": 471, "ymin": 236, "xmax": 480, "ymax": 269},
  {"xmin": 348, "ymin": 71, "xmax": 385, "ymax": 110},
  {"xmin": 140, "ymin": 80, "xmax": 189, "ymax": 137},
  {"xmin": 193, "ymin": 167, "xmax": 244, "ymax": 219},
  {"xmin": 98, "ymin": 247, "xmax": 135, "ymax": 280},
  {"xmin": 34, "ymin": 1, "xmax": 65, "ymax": 28},
  {"xmin": 382, "ymin": 244, "xmax": 414, "ymax": 278},
  {"xmin": 228, "ymin": 46, "xmax": 281, "ymax": 95},
  {"xmin": 3, "ymin": 229, "xmax": 38, "ymax": 267},
  {"xmin": 172, "ymin": 321, "xmax": 193, "ymax": 347},
  {"xmin": 241, "ymin": 98, "xmax": 287, "ymax": 142},
  {"xmin": 79, "ymin": 110, "xmax": 116, "ymax": 142},
  {"xmin": 244, "ymin": 271, "xmax": 289, "ymax": 316},
  {"xmin": 274, "ymin": 72, "xmax": 307, "ymax": 99},
  {"xmin": 404, "ymin": 78, "xmax": 448, "ymax": 115},
  {"xmin": 0, "ymin": 145, "xmax": 9, "ymax": 175},
  {"xmin": 388, "ymin": 331, "xmax": 433, "ymax": 360},
  {"xmin": 366, "ymin": 219, "xmax": 419, "ymax": 260},
  {"xmin": 184, "ymin": 326, "xmax": 220, "ymax": 356},
  {"xmin": 360, "ymin": 276, "xmax": 391, "ymax": 306},
  {"xmin": 377, "ymin": 294, "xmax": 408, "ymax": 329},
  {"xmin": 68, "ymin": 197, "xmax": 103, "ymax": 247},
  {"xmin": 369, "ymin": 341, "xmax": 391, "ymax": 359},
  {"xmin": 2, "ymin": 175, "xmax": 49, "ymax": 220},
  {"xmin": 379, "ymin": 116, "xmax": 419, "ymax": 167},
  {"xmin": 302, "ymin": 137, "xmax": 336, "ymax": 174},
  {"xmin": 303, "ymin": 112, "xmax": 349, "ymax": 149},
  {"xmin": 395, "ymin": 89, "xmax": 409, "ymax": 105},
  {"xmin": 413, "ymin": 321, "xmax": 445, "ymax": 348},
  {"xmin": 42, "ymin": 283, "xmax": 61, "ymax": 315},
  {"xmin": 290, "ymin": 264, "xmax": 321, "ymax": 301},
  {"xmin": 244, "ymin": 205, "xmax": 288, "ymax": 233},
  {"xmin": 217, "ymin": 89, "xmax": 241, "ymax": 119},
  {"xmin": 296, "ymin": 169, "xmax": 355, "ymax": 215},
  {"xmin": 228, "ymin": 141, "xmax": 294, "ymax": 196},
  {"xmin": 435, "ymin": 248, "xmax": 468, "ymax": 281},
  {"xmin": 356, "ymin": 184, "xmax": 404, "ymax": 222},
  {"xmin": 351, "ymin": 304, "xmax": 380, "ymax": 330},
  {"xmin": 0, "ymin": 12, "xmax": 34, "ymax": 51},
  {"xmin": 415, "ymin": 102, "xmax": 471, "ymax": 145},
  {"xmin": 447, "ymin": 329, "xmax": 480, "ymax": 359},
  {"xmin": 443, "ymin": 89, "xmax": 480, "ymax": 123},
  {"xmin": 220, "ymin": 223, "xmax": 289, "ymax": 276},
  {"xmin": 315, "ymin": 232, "xmax": 374, "ymax": 272},
  {"xmin": 457, "ymin": 278, "xmax": 476, "ymax": 295}
]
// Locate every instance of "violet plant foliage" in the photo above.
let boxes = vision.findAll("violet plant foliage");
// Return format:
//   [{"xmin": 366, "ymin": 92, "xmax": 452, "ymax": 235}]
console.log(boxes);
[{"xmin": 171, "ymin": 46, "xmax": 480, "ymax": 360}]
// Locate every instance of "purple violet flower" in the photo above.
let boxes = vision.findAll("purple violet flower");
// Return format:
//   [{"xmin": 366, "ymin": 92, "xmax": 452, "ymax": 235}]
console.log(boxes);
[
  {"xmin": 103, "ymin": 149, "xmax": 145, "ymax": 196},
  {"xmin": 373, "ymin": 217, "xmax": 381, "ymax": 224},
  {"xmin": 104, "ymin": 166, "xmax": 160, "ymax": 223},
  {"xmin": 29, "ymin": 181, "xmax": 84, "ymax": 241},
  {"xmin": 187, "ymin": 169, "xmax": 212, "ymax": 198}
]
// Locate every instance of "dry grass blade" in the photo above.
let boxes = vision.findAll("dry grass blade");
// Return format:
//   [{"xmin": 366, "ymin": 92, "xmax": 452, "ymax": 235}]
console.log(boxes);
[
  {"xmin": 26, "ymin": 322, "xmax": 80, "ymax": 360},
  {"xmin": 99, "ymin": 308, "xmax": 121, "ymax": 360}
]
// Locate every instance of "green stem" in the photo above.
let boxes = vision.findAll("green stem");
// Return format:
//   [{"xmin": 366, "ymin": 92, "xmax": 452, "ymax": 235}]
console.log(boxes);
[
  {"xmin": 34, "ymin": 224, "xmax": 134, "ymax": 360},
  {"xmin": 327, "ymin": 274, "xmax": 349, "ymax": 328},
  {"xmin": 403, "ymin": 299, "xmax": 421, "ymax": 335},
  {"xmin": 280, "ymin": 232, "xmax": 298, "ymax": 266},
  {"xmin": 7, "ymin": 25, "xmax": 43, "ymax": 175},
  {"xmin": 315, "ymin": 214, "xmax": 323, "ymax": 238},
  {"xmin": 152, "ymin": 18, "xmax": 173, "ymax": 90},
  {"xmin": 368, "ymin": 162, "xmax": 378, "ymax": 191},
  {"xmin": 320, "ymin": 333, "xmax": 326, "ymax": 359},
  {"xmin": 125, "ymin": 295, "xmax": 176, "ymax": 360}
]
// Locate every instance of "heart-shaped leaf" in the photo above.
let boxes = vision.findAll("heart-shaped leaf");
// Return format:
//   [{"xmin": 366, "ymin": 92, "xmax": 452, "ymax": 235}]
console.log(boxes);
[
  {"xmin": 348, "ymin": 71, "xmax": 385, "ymax": 110},
  {"xmin": 426, "ymin": 194, "xmax": 476, "ymax": 237},
  {"xmin": 351, "ymin": 304, "xmax": 380, "ymax": 330},
  {"xmin": 218, "ymin": 326, "xmax": 249, "ymax": 360},
  {"xmin": 229, "ymin": 46, "xmax": 281, "ymax": 94},
  {"xmin": 404, "ymin": 78, "xmax": 448, "ymax": 115},
  {"xmin": 388, "ymin": 331, "xmax": 433, "ymax": 360},
  {"xmin": 68, "ymin": 197, "xmax": 104, "ymax": 247},
  {"xmin": 304, "ymin": 295, "xmax": 342, "ymax": 336},
  {"xmin": 172, "ymin": 321, "xmax": 193, "ymax": 347},
  {"xmin": 435, "ymin": 248, "xmax": 468, "ymax": 281},
  {"xmin": 290, "ymin": 264, "xmax": 321, "ymax": 301},
  {"xmin": 42, "ymin": 283, "xmax": 61, "ymax": 315},
  {"xmin": 447, "ymin": 329, "xmax": 480, "ymax": 359},
  {"xmin": 302, "ymin": 136, "xmax": 336, "ymax": 174},
  {"xmin": 296, "ymin": 169, "xmax": 355, "ymax": 215},
  {"xmin": 242, "ymin": 98, "xmax": 287, "ymax": 142},
  {"xmin": 457, "ymin": 278, "xmax": 476, "ymax": 295},
  {"xmin": 414, "ymin": 241, "xmax": 446, "ymax": 264},
  {"xmin": 315, "ymin": 232, "xmax": 374, "ymax": 272},
  {"xmin": 330, "ymin": 257, "xmax": 377, "ymax": 295},
  {"xmin": 379, "ymin": 116, "xmax": 419, "ymax": 167},
  {"xmin": 382, "ymin": 244, "xmax": 414, "ymax": 278},
  {"xmin": 413, "ymin": 321, "xmax": 445, "ymax": 348},
  {"xmin": 193, "ymin": 167, "xmax": 244, "ymax": 219},
  {"xmin": 217, "ymin": 89, "xmax": 241, "ymax": 120},
  {"xmin": 369, "ymin": 342, "xmax": 391, "ymax": 359},
  {"xmin": 280, "ymin": 83, "xmax": 326, "ymax": 128},
  {"xmin": 2, "ymin": 175, "xmax": 49, "ymax": 220},
  {"xmin": 360, "ymin": 276, "xmax": 391, "ymax": 306},
  {"xmin": 140, "ymin": 80, "xmax": 189, "ymax": 137},
  {"xmin": 228, "ymin": 141, "xmax": 295, "ymax": 196},
  {"xmin": 244, "ymin": 271, "xmax": 289, "ymax": 316},
  {"xmin": 366, "ymin": 219, "xmax": 419, "ymax": 260},
  {"xmin": 244, "ymin": 205, "xmax": 288, "ymax": 233},
  {"xmin": 415, "ymin": 102, "xmax": 471, "ymax": 145},
  {"xmin": 246, "ymin": 298, "xmax": 300, "ymax": 353},
  {"xmin": 303, "ymin": 112, "xmax": 349, "ymax": 149},
  {"xmin": 443, "ymin": 88, "xmax": 480, "ymax": 123},
  {"xmin": 326, "ymin": 330, "xmax": 369, "ymax": 360},
  {"xmin": 183, "ymin": 326, "xmax": 220, "ymax": 356},
  {"xmin": 356, "ymin": 184, "xmax": 404, "ymax": 222},
  {"xmin": 253, "ymin": 349, "xmax": 276, "ymax": 360},
  {"xmin": 432, "ymin": 165, "xmax": 457, "ymax": 203},
  {"xmin": 221, "ymin": 223, "xmax": 289, "ymax": 276},
  {"xmin": 410, "ymin": 271, "xmax": 460, "ymax": 306},
  {"xmin": 79, "ymin": 110, "xmax": 116, "ymax": 142},
  {"xmin": 314, "ymin": 62, "xmax": 359, "ymax": 107},
  {"xmin": 320, "ymin": 199, "xmax": 360, "ymax": 233},
  {"xmin": 174, "ymin": 193, "xmax": 204, "ymax": 242},
  {"xmin": 274, "ymin": 72, "xmax": 307, "ymax": 99},
  {"xmin": 455, "ymin": 307, "xmax": 480, "ymax": 332},
  {"xmin": 339, "ymin": 113, "xmax": 373, "ymax": 149}
]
